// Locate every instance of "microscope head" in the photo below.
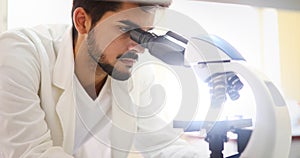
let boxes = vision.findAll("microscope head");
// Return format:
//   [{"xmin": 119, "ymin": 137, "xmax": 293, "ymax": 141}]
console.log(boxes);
[{"xmin": 130, "ymin": 28, "xmax": 245, "ymax": 103}]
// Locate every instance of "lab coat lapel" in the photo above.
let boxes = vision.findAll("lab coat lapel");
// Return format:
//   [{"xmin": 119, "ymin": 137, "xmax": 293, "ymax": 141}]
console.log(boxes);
[{"xmin": 52, "ymin": 28, "xmax": 76, "ymax": 153}]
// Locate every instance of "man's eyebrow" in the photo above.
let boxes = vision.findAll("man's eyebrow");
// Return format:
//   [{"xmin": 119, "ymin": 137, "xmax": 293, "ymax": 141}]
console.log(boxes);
[
  {"xmin": 119, "ymin": 20, "xmax": 140, "ymax": 29},
  {"xmin": 118, "ymin": 20, "xmax": 154, "ymax": 31}
]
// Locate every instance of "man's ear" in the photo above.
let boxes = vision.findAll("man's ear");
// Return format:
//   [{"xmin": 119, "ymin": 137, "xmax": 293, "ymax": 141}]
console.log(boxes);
[{"xmin": 73, "ymin": 7, "xmax": 92, "ymax": 34}]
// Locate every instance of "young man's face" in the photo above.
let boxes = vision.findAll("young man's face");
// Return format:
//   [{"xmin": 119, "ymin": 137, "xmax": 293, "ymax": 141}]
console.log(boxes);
[{"xmin": 87, "ymin": 3, "xmax": 156, "ymax": 81}]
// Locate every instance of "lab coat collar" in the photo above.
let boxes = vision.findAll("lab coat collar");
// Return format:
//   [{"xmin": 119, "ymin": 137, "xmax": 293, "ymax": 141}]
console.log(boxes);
[
  {"xmin": 52, "ymin": 27, "xmax": 76, "ymax": 153},
  {"xmin": 52, "ymin": 27, "xmax": 74, "ymax": 90}
]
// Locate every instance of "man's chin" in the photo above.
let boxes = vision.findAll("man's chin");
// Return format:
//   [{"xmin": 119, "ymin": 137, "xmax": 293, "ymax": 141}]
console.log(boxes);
[
  {"xmin": 110, "ymin": 71, "xmax": 131, "ymax": 81},
  {"xmin": 109, "ymin": 66, "xmax": 132, "ymax": 81},
  {"xmin": 97, "ymin": 62, "xmax": 132, "ymax": 81}
]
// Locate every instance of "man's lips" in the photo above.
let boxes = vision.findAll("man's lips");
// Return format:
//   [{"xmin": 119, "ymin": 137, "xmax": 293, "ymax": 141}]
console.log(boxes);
[{"xmin": 119, "ymin": 58, "xmax": 136, "ymax": 67}]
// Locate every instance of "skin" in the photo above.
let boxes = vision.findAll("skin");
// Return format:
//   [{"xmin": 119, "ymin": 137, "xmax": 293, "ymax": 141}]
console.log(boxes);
[{"xmin": 73, "ymin": 3, "xmax": 155, "ymax": 99}]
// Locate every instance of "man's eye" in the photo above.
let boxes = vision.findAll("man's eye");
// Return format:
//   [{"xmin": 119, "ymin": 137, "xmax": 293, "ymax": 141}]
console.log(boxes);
[{"xmin": 119, "ymin": 26, "xmax": 132, "ymax": 33}]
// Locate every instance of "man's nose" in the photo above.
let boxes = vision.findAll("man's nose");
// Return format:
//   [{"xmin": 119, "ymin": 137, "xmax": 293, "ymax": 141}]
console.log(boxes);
[{"xmin": 127, "ymin": 40, "xmax": 145, "ymax": 53}]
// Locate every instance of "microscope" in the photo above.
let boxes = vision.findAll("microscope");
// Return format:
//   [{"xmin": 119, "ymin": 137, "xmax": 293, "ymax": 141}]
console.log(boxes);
[{"xmin": 130, "ymin": 28, "xmax": 291, "ymax": 158}]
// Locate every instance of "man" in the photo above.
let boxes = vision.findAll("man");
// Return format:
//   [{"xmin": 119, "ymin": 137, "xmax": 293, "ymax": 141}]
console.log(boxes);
[{"xmin": 0, "ymin": 0, "xmax": 201, "ymax": 157}]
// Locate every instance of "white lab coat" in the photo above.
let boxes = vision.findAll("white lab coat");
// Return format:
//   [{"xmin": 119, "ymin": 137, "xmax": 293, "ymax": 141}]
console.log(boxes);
[{"xmin": 0, "ymin": 25, "xmax": 201, "ymax": 158}]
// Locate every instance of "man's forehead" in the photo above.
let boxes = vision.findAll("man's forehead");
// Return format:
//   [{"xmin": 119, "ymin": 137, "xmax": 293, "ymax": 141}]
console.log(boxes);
[
  {"xmin": 110, "ymin": 6, "xmax": 155, "ymax": 25},
  {"xmin": 94, "ymin": 6, "xmax": 155, "ymax": 30}
]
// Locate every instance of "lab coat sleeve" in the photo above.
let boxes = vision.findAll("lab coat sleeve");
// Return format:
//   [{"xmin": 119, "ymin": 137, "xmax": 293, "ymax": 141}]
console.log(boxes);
[
  {"xmin": 131, "ymin": 65, "xmax": 203, "ymax": 158},
  {"xmin": 0, "ymin": 31, "xmax": 73, "ymax": 158}
]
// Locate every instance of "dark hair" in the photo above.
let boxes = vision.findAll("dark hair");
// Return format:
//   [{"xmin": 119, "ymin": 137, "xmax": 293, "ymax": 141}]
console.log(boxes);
[
  {"xmin": 72, "ymin": 0, "xmax": 122, "ymax": 41},
  {"xmin": 71, "ymin": 0, "xmax": 171, "ymax": 42}
]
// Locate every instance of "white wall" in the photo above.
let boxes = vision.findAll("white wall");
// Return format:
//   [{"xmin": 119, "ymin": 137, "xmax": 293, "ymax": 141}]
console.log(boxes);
[
  {"xmin": 195, "ymin": 0, "xmax": 300, "ymax": 10},
  {"xmin": 8, "ymin": 0, "xmax": 72, "ymax": 29}
]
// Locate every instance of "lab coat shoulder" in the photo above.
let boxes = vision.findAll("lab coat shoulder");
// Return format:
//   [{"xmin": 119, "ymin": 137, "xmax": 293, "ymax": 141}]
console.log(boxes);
[
  {"xmin": 0, "ymin": 24, "xmax": 70, "ymax": 65},
  {"xmin": 0, "ymin": 28, "xmax": 42, "ymax": 92},
  {"xmin": 0, "ymin": 25, "xmax": 74, "ymax": 158},
  {"xmin": 0, "ymin": 25, "xmax": 67, "ymax": 76}
]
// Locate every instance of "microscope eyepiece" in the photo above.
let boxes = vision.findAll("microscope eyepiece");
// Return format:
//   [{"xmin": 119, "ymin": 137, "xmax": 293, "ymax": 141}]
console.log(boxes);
[
  {"xmin": 129, "ymin": 28, "xmax": 187, "ymax": 65},
  {"xmin": 130, "ymin": 28, "xmax": 157, "ymax": 45}
]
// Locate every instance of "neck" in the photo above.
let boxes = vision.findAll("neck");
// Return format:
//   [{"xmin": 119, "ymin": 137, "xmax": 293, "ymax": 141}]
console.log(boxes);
[{"xmin": 78, "ymin": 74, "xmax": 107, "ymax": 100}]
